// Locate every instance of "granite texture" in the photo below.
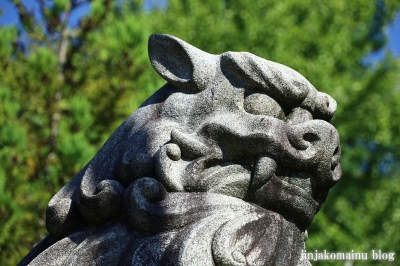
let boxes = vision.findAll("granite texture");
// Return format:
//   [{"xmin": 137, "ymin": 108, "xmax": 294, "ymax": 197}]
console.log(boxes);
[{"xmin": 19, "ymin": 34, "xmax": 341, "ymax": 266}]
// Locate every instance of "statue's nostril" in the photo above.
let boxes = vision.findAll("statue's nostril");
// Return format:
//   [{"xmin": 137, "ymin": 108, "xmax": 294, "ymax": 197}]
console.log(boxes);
[{"xmin": 303, "ymin": 132, "xmax": 319, "ymax": 142}]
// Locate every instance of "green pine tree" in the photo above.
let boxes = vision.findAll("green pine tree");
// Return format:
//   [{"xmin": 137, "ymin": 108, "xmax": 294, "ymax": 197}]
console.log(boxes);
[{"xmin": 1, "ymin": 0, "xmax": 399, "ymax": 265}]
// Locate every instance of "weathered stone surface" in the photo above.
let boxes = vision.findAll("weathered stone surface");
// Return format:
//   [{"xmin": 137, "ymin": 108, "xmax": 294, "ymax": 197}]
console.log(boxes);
[{"xmin": 19, "ymin": 34, "xmax": 341, "ymax": 266}]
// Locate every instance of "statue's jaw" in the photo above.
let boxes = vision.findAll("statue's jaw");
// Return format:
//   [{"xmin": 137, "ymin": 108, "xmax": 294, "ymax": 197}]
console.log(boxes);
[
  {"xmin": 191, "ymin": 162, "xmax": 327, "ymax": 230},
  {"xmin": 155, "ymin": 144, "xmax": 326, "ymax": 231},
  {"xmin": 254, "ymin": 175, "xmax": 320, "ymax": 230},
  {"xmin": 153, "ymin": 115, "xmax": 341, "ymax": 230}
]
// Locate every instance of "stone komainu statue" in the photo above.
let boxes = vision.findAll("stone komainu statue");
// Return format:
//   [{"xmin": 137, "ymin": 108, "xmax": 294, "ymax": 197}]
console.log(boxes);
[{"xmin": 19, "ymin": 34, "xmax": 341, "ymax": 266}]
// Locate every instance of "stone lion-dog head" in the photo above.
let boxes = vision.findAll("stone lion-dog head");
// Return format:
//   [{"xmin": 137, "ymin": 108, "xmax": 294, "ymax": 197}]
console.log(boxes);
[{"xmin": 21, "ymin": 34, "xmax": 341, "ymax": 266}]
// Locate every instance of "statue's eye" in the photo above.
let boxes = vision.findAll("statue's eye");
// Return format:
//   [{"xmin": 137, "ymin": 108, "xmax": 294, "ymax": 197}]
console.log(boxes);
[{"xmin": 244, "ymin": 92, "xmax": 285, "ymax": 120}]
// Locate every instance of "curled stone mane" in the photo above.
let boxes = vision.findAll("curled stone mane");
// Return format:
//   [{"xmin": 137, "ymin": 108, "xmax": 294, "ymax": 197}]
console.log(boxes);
[{"xmin": 19, "ymin": 34, "xmax": 341, "ymax": 266}]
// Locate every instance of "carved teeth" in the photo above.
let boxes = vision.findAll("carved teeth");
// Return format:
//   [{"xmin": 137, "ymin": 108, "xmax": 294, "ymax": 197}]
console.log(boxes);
[
  {"xmin": 171, "ymin": 129, "xmax": 210, "ymax": 159},
  {"xmin": 251, "ymin": 156, "xmax": 277, "ymax": 190},
  {"xmin": 166, "ymin": 143, "xmax": 181, "ymax": 161}
]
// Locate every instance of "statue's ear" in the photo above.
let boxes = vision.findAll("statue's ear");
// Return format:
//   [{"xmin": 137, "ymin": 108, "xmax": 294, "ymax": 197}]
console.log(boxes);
[{"xmin": 148, "ymin": 34, "xmax": 217, "ymax": 92}]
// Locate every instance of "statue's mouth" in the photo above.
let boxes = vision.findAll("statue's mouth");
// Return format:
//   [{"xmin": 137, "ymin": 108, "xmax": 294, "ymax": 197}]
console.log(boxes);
[
  {"xmin": 252, "ymin": 156, "xmax": 341, "ymax": 229},
  {"xmin": 177, "ymin": 152, "xmax": 335, "ymax": 230},
  {"xmin": 155, "ymin": 118, "xmax": 341, "ymax": 230},
  {"xmin": 255, "ymin": 173, "xmax": 320, "ymax": 229}
]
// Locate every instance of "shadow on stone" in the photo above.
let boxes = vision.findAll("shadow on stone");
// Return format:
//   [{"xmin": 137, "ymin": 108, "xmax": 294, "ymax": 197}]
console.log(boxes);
[{"xmin": 19, "ymin": 34, "xmax": 341, "ymax": 266}]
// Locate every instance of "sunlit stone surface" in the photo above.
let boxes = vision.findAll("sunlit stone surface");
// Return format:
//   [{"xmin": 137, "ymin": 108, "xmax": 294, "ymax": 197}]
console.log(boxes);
[{"xmin": 19, "ymin": 34, "xmax": 341, "ymax": 266}]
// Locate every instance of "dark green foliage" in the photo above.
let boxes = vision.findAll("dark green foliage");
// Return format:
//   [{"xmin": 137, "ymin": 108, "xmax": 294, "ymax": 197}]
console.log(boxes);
[{"xmin": 1, "ymin": 0, "xmax": 399, "ymax": 265}]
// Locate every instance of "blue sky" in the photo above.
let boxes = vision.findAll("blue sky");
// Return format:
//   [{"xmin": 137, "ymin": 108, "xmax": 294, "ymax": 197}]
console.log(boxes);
[
  {"xmin": 387, "ymin": 12, "xmax": 400, "ymax": 57},
  {"xmin": 0, "ymin": 1, "xmax": 399, "ymax": 60}
]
